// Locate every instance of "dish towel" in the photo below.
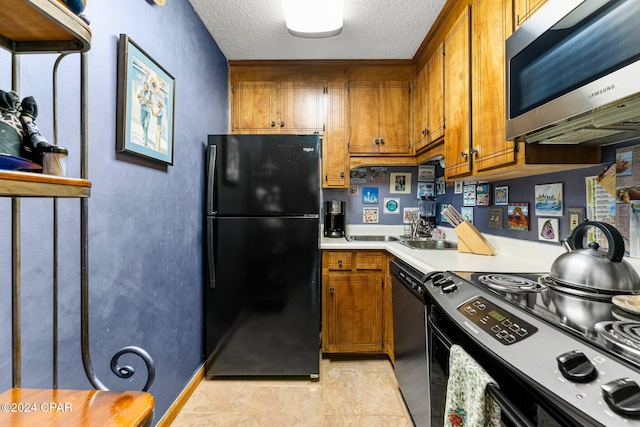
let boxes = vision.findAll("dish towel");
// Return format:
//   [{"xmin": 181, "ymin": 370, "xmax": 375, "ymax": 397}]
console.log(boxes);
[{"xmin": 444, "ymin": 344, "xmax": 501, "ymax": 427}]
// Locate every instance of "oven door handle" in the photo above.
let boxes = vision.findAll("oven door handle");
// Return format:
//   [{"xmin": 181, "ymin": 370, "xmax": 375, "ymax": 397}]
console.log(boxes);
[
  {"xmin": 486, "ymin": 384, "xmax": 535, "ymax": 427},
  {"xmin": 428, "ymin": 311, "xmax": 535, "ymax": 427}
]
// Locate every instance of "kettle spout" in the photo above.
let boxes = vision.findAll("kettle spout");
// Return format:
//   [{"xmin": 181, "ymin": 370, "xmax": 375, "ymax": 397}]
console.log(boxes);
[{"xmin": 561, "ymin": 239, "xmax": 572, "ymax": 252}]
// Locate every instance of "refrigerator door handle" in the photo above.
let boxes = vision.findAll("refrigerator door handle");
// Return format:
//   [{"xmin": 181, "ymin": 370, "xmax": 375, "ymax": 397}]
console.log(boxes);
[
  {"xmin": 207, "ymin": 219, "xmax": 216, "ymax": 289},
  {"xmin": 207, "ymin": 145, "xmax": 217, "ymax": 216}
]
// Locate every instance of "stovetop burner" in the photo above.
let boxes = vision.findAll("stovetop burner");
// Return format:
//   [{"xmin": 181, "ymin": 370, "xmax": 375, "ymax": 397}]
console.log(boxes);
[
  {"xmin": 596, "ymin": 321, "xmax": 640, "ymax": 358},
  {"xmin": 476, "ymin": 273, "xmax": 546, "ymax": 293}
]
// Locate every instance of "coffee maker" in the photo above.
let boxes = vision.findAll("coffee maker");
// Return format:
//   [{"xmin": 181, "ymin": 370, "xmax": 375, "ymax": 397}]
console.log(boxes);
[{"xmin": 324, "ymin": 200, "xmax": 345, "ymax": 238}]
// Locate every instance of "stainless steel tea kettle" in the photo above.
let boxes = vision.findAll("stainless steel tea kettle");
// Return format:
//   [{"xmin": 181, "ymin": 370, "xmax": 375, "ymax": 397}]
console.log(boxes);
[{"xmin": 547, "ymin": 221, "xmax": 640, "ymax": 294}]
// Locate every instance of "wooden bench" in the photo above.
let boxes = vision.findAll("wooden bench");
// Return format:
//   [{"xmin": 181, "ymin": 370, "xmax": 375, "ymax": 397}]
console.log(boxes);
[{"xmin": 0, "ymin": 388, "xmax": 154, "ymax": 427}]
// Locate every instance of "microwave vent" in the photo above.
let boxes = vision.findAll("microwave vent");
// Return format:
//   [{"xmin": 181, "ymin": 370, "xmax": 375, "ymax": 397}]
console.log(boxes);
[{"xmin": 532, "ymin": 128, "xmax": 627, "ymax": 145}]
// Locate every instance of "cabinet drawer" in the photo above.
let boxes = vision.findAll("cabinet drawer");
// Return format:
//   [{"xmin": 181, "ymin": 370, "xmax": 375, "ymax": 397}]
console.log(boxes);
[
  {"xmin": 355, "ymin": 252, "xmax": 384, "ymax": 270},
  {"xmin": 325, "ymin": 252, "xmax": 352, "ymax": 271}
]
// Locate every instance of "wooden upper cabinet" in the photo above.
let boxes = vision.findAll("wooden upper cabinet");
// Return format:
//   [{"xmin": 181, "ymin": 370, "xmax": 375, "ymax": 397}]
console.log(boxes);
[
  {"xmin": 513, "ymin": 0, "xmax": 548, "ymax": 31},
  {"xmin": 443, "ymin": 6, "xmax": 472, "ymax": 179},
  {"xmin": 348, "ymin": 81, "xmax": 410, "ymax": 155},
  {"xmin": 231, "ymin": 81, "xmax": 324, "ymax": 134},
  {"xmin": 231, "ymin": 81, "xmax": 279, "ymax": 133},
  {"xmin": 471, "ymin": 0, "xmax": 515, "ymax": 172},
  {"xmin": 280, "ymin": 81, "xmax": 325, "ymax": 134},
  {"xmin": 323, "ymin": 82, "xmax": 349, "ymax": 188},
  {"xmin": 415, "ymin": 45, "xmax": 445, "ymax": 154}
]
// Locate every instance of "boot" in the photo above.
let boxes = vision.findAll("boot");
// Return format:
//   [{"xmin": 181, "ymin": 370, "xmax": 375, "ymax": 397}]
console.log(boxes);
[
  {"xmin": 0, "ymin": 90, "xmax": 24, "ymax": 158},
  {"xmin": 19, "ymin": 96, "xmax": 54, "ymax": 163}
]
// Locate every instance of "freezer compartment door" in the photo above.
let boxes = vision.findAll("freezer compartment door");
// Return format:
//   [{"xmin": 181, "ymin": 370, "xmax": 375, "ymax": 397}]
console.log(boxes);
[
  {"xmin": 206, "ymin": 134, "xmax": 319, "ymax": 216},
  {"xmin": 205, "ymin": 216, "xmax": 320, "ymax": 377}
]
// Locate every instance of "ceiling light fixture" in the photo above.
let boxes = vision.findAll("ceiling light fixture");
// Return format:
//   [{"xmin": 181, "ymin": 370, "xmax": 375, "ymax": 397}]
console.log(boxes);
[{"xmin": 282, "ymin": 0, "xmax": 344, "ymax": 38}]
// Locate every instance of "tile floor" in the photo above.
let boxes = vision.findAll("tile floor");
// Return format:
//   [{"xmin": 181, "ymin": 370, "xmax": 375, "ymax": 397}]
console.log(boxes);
[{"xmin": 171, "ymin": 356, "xmax": 413, "ymax": 426}]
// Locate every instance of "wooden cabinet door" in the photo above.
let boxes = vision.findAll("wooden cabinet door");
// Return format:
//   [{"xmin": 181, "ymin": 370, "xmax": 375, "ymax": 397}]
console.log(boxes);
[
  {"xmin": 324, "ymin": 274, "xmax": 384, "ymax": 353},
  {"xmin": 427, "ymin": 45, "xmax": 445, "ymax": 144},
  {"xmin": 513, "ymin": 0, "xmax": 548, "ymax": 30},
  {"xmin": 348, "ymin": 82, "xmax": 380, "ymax": 154},
  {"xmin": 443, "ymin": 6, "xmax": 472, "ymax": 179},
  {"xmin": 323, "ymin": 82, "xmax": 348, "ymax": 188},
  {"xmin": 378, "ymin": 82, "xmax": 410, "ymax": 154},
  {"xmin": 472, "ymin": 0, "xmax": 516, "ymax": 172},
  {"xmin": 413, "ymin": 65, "xmax": 429, "ymax": 151},
  {"xmin": 231, "ymin": 81, "xmax": 278, "ymax": 133},
  {"xmin": 280, "ymin": 81, "xmax": 325, "ymax": 134}
]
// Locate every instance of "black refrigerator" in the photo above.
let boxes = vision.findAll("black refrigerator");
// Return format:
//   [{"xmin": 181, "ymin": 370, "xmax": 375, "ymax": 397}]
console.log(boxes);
[{"xmin": 204, "ymin": 134, "xmax": 320, "ymax": 379}]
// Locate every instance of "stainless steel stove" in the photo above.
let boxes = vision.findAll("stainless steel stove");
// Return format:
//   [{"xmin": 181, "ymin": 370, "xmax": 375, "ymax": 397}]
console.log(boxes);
[{"xmin": 425, "ymin": 269, "xmax": 640, "ymax": 426}]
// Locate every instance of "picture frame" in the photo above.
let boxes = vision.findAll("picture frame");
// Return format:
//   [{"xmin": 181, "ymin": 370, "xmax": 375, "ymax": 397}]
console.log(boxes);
[
  {"xmin": 463, "ymin": 184, "xmax": 476, "ymax": 206},
  {"xmin": 116, "ymin": 34, "xmax": 175, "ymax": 165},
  {"xmin": 362, "ymin": 187, "xmax": 378, "ymax": 204},
  {"xmin": 535, "ymin": 183, "xmax": 563, "ymax": 217},
  {"xmin": 476, "ymin": 183, "xmax": 490, "ymax": 206},
  {"xmin": 494, "ymin": 185, "xmax": 509, "ymax": 205},
  {"xmin": 508, "ymin": 203, "xmax": 530, "ymax": 231},
  {"xmin": 418, "ymin": 164, "xmax": 435, "ymax": 182},
  {"xmin": 417, "ymin": 182, "xmax": 435, "ymax": 198},
  {"xmin": 390, "ymin": 173, "xmax": 411, "ymax": 194},
  {"xmin": 363, "ymin": 207, "xmax": 379, "ymax": 223},
  {"xmin": 383, "ymin": 198, "xmax": 400, "ymax": 214},
  {"xmin": 538, "ymin": 218, "xmax": 560, "ymax": 242}
]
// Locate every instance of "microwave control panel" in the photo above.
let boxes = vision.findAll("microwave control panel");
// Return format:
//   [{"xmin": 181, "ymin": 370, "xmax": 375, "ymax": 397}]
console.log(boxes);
[{"xmin": 458, "ymin": 297, "xmax": 538, "ymax": 345}]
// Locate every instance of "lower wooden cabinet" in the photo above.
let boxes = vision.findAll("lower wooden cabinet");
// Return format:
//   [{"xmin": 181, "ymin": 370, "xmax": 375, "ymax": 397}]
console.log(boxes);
[{"xmin": 321, "ymin": 251, "xmax": 387, "ymax": 353}]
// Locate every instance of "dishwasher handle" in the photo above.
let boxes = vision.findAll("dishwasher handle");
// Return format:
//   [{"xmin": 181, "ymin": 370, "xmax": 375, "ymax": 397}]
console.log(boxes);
[{"xmin": 428, "ymin": 310, "xmax": 535, "ymax": 427}]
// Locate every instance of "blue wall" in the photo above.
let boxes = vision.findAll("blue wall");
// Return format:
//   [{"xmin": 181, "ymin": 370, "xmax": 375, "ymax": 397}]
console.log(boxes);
[{"xmin": 0, "ymin": 0, "xmax": 228, "ymax": 423}]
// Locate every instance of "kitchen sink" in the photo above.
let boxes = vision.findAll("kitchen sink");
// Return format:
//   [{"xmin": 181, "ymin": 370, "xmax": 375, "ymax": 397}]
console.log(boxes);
[
  {"xmin": 346, "ymin": 235, "xmax": 400, "ymax": 242},
  {"xmin": 400, "ymin": 239, "xmax": 458, "ymax": 250}
]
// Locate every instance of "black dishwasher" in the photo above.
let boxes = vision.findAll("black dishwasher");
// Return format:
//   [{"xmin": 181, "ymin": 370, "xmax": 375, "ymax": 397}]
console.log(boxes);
[{"xmin": 391, "ymin": 259, "xmax": 430, "ymax": 427}]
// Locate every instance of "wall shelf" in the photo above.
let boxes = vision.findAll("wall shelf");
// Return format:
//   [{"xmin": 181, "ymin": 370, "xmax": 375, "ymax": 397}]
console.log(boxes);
[
  {"xmin": 1, "ymin": 0, "xmax": 91, "ymax": 53},
  {"xmin": 0, "ymin": 170, "xmax": 90, "ymax": 197}
]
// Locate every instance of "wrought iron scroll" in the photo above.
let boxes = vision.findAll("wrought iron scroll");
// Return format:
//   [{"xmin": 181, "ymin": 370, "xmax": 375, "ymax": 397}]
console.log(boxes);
[{"xmin": 76, "ymin": 52, "xmax": 155, "ymax": 392}]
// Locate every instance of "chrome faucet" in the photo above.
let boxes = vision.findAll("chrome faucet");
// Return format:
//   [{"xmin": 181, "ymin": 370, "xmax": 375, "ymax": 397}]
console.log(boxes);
[{"xmin": 412, "ymin": 217, "xmax": 427, "ymax": 238}]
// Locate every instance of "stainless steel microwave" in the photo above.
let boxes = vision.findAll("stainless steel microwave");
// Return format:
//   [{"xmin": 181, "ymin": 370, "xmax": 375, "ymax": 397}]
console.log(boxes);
[{"xmin": 506, "ymin": 0, "xmax": 640, "ymax": 145}]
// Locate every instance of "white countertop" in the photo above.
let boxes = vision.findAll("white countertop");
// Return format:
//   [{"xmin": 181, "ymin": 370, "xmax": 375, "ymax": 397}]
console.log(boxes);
[{"xmin": 321, "ymin": 224, "xmax": 640, "ymax": 276}]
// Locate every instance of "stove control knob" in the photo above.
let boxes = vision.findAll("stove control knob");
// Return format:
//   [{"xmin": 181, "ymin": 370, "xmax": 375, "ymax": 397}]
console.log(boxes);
[
  {"xmin": 442, "ymin": 282, "xmax": 458, "ymax": 293},
  {"xmin": 602, "ymin": 378, "xmax": 640, "ymax": 417},
  {"xmin": 556, "ymin": 350, "xmax": 597, "ymax": 383}
]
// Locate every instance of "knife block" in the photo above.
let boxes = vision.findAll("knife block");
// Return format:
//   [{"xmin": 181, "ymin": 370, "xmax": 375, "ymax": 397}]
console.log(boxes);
[{"xmin": 454, "ymin": 222, "xmax": 496, "ymax": 256}]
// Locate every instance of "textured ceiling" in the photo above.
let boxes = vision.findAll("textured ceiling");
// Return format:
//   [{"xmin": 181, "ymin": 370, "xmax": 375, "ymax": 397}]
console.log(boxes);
[{"xmin": 186, "ymin": 0, "xmax": 447, "ymax": 60}]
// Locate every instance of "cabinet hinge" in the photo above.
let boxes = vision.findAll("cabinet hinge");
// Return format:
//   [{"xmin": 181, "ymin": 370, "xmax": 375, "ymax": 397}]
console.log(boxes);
[
  {"xmin": 231, "ymin": 84, "xmax": 234, "ymax": 94},
  {"xmin": 323, "ymin": 124, "xmax": 326, "ymax": 132},
  {"xmin": 408, "ymin": 83, "xmax": 411, "ymax": 93},
  {"xmin": 347, "ymin": 85, "xmax": 350, "ymax": 94},
  {"xmin": 443, "ymin": 119, "xmax": 446, "ymax": 129},
  {"xmin": 408, "ymin": 140, "xmax": 411, "ymax": 149},
  {"xmin": 347, "ymin": 140, "xmax": 350, "ymax": 149},
  {"xmin": 514, "ymin": 139, "xmax": 520, "ymax": 152}
]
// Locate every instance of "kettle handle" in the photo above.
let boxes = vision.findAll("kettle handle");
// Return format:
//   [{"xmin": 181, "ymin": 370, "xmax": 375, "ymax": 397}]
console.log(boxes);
[{"xmin": 567, "ymin": 221, "xmax": 625, "ymax": 262}]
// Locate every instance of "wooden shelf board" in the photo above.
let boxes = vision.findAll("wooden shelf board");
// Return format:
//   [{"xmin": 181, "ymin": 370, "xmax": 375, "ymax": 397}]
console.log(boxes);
[
  {"xmin": 1, "ymin": 0, "xmax": 91, "ymax": 53},
  {"xmin": 0, "ymin": 170, "xmax": 91, "ymax": 198}
]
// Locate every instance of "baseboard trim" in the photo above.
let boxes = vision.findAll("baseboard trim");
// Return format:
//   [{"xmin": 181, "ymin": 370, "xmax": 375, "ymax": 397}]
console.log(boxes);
[{"xmin": 155, "ymin": 363, "xmax": 205, "ymax": 427}]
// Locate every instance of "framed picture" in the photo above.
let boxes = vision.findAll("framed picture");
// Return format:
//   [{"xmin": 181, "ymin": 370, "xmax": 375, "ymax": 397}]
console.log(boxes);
[
  {"xmin": 363, "ymin": 207, "xmax": 379, "ymax": 223},
  {"xmin": 418, "ymin": 164, "xmax": 435, "ymax": 181},
  {"xmin": 390, "ymin": 173, "xmax": 411, "ymax": 194},
  {"xmin": 463, "ymin": 184, "xmax": 476, "ymax": 206},
  {"xmin": 476, "ymin": 183, "xmax": 490, "ymax": 206},
  {"xmin": 454, "ymin": 181, "xmax": 463, "ymax": 194},
  {"xmin": 535, "ymin": 183, "xmax": 563, "ymax": 217},
  {"xmin": 538, "ymin": 218, "xmax": 560, "ymax": 242},
  {"xmin": 362, "ymin": 187, "xmax": 378, "ymax": 204},
  {"xmin": 494, "ymin": 185, "xmax": 508, "ymax": 205},
  {"xmin": 417, "ymin": 182, "xmax": 435, "ymax": 198},
  {"xmin": 461, "ymin": 207, "xmax": 474, "ymax": 224},
  {"xmin": 350, "ymin": 167, "xmax": 367, "ymax": 183},
  {"xmin": 383, "ymin": 198, "xmax": 400, "ymax": 214},
  {"xmin": 508, "ymin": 203, "xmax": 530, "ymax": 231},
  {"xmin": 369, "ymin": 167, "xmax": 387, "ymax": 183},
  {"xmin": 116, "ymin": 34, "xmax": 175, "ymax": 165}
]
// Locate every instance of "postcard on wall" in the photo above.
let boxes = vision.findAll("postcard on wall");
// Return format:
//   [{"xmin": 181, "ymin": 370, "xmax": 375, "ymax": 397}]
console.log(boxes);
[
  {"xmin": 535, "ymin": 183, "xmax": 563, "ymax": 216},
  {"xmin": 417, "ymin": 182, "xmax": 435, "ymax": 198},
  {"xmin": 363, "ymin": 207, "xmax": 379, "ymax": 223},
  {"xmin": 463, "ymin": 184, "xmax": 476, "ymax": 206},
  {"xmin": 384, "ymin": 198, "xmax": 400, "ymax": 214},
  {"xmin": 418, "ymin": 164, "xmax": 435, "ymax": 182},
  {"xmin": 404, "ymin": 207, "xmax": 419, "ymax": 223},
  {"xmin": 538, "ymin": 218, "xmax": 559, "ymax": 242},
  {"xmin": 362, "ymin": 187, "xmax": 378, "ymax": 204},
  {"xmin": 461, "ymin": 207, "xmax": 474, "ymax": 224},
  {"xmin": 369, "ymin": 167, "xmax": 387, "ymax": 183},
  {"xmin": 629, "ymin": 201, "xmax": 640, "ymax": 258},
  {"xmin": 586, "ymin": 175, "xmax": 616, "ymax": 248},
  {"xmin": 436, "ymin": 176, "xmax": 446, "ymax": 195},
  {"xmin": 508, "ymin": 203, "xmax": 529, "ymax": 231},
  {"xmin": 348, "ymin": 184, "xmax": 359, "ymax": 197},
  {"xmin": 390, "ymin": 173, "xmax": 411, "ymax": 194},
  {"xmin": 494, "ymin": 185, "xmax": 508, "ymax": 205},
  {"xmin": 454, "ymin": 181, "xmax": 463, "ymax": 194},
  {"xmin": 476, "ymin": 183, "xmax": 490, "ymax": 206},
  {"xmin": 440, "ymin": 204, "xmax": 449, "ymax": 223},
  {"xmin": 350, "ymin": 167, "xmax": 367, "ymax": 183}
]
